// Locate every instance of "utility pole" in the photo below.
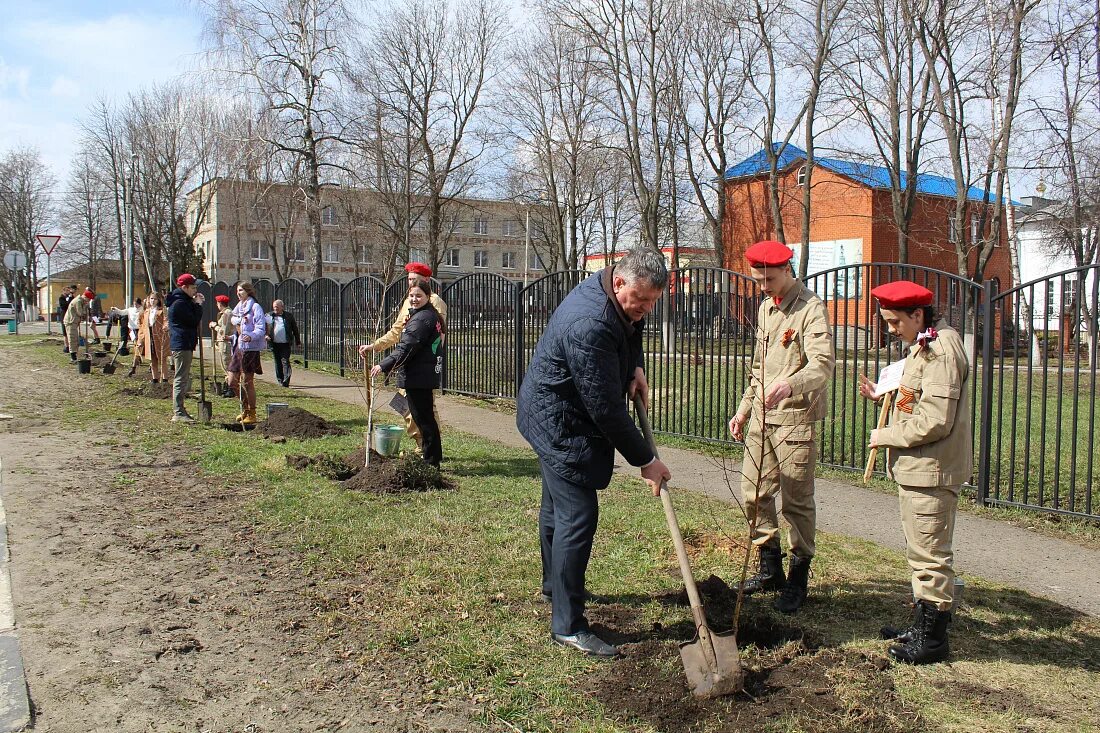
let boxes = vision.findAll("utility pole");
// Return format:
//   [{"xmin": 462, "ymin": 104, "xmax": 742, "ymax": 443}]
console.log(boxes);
[{"xmin": 524, "ymin": 207, "xmax": 531, "ymax": 287}]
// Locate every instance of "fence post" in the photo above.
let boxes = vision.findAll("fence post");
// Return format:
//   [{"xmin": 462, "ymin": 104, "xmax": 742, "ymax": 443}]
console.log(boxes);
[
  {"xmin": 976, "ymin": 279, "xmax": 996, "ymax": 506},
  {"xmin": 338, "ymin": 284, "xmax": 345, "ymax": 378},
  {"xmin": 514, "ymin": 284, "xmax": 525, "ymax": 396}
]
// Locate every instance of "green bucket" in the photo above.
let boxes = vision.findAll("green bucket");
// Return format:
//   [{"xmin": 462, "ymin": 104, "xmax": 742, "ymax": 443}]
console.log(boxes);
[{"xmin": 371, "ymin": 425, "xmax": 404, "ymax": 457}]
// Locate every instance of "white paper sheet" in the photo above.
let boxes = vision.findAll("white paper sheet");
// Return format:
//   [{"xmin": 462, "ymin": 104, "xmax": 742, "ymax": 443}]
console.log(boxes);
[{"xmin": 874, "ymin": 359, "xmax": 907, "ymax": 398}]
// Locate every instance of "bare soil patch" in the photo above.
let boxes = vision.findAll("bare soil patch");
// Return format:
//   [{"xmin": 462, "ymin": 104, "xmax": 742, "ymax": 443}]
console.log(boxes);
[
  {"xmin": 119, "ymin": 381, "xmax": 173, "ymax": 399},
  {"xmin": 258, "ymin": 406, "xmax": 347, "ymax": 439},
  {"xmin": 0, "ymin": 347, "xmax": 482, "ymax": 732}
]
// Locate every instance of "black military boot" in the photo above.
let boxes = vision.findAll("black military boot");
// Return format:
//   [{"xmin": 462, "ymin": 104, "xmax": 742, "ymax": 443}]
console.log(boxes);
[
  {"xmin": 774, "ymin": 554, "xmax": 811, "ymax": 614},
  {"xmin": 889, "ymin": 600, "xmax": 951, "ymax": 665},
  {"xmin": 736, "ymin": 545, "xmax": 785, "ymax": 595},
  {"xmin": 881, "ymin": 598, "xmax": 919, "ymax": 643}
]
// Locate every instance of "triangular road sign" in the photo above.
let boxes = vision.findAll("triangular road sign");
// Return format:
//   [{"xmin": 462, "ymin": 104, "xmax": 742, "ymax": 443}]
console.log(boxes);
[{"xmin": 35, "ymin": 234, "xmax": 61, "ymax": 255}]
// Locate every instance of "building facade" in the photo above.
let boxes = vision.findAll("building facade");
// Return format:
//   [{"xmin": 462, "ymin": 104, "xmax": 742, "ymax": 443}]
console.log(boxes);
[
  {"xmin": 185, "ymin": 179, "xmax": 549, "ymax": 285},
  {"xmin": 722, "ymin": 145, "xmax": 1014, "ymax": 326}
]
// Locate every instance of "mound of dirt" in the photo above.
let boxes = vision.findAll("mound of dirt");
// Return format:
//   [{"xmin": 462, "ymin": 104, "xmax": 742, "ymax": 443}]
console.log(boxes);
[
  {"xmin": 258, "ymin": 407, "xmax": 347, "ymax": 439},
  {"xmin": 119, "ymin": 382, "xmax": 173, "ymax": 399},
  {"xmin": 340, "ymin": 450, "xmax": 454, "ymax": 494},
  {"xmin": 285, "ymin": 453, "xmax": 358, "ymax": 481}
]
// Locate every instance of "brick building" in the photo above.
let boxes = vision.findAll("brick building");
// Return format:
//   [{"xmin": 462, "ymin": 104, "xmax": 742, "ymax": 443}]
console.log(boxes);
[
  {"xmin": 185, "ymin": 179, "xmax": 548, "ymax": 285},
  {"xmin": 722, "ymin": 144, "xmax": 1013, "ymax": 325}
]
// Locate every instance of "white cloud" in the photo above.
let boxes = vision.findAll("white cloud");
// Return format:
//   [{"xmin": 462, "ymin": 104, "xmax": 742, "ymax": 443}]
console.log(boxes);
[
  {"xmin": 48, "ymin": 75, "xmax": 81, "ymax": 99},
  {"xmin": 0, "ymin": 58, "xmax": 31, "ymax": 98}
]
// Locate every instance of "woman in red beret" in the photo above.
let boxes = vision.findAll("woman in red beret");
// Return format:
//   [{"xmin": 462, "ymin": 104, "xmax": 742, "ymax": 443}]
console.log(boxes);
[
  {"xmin": 858, "ymin": 280, "xmax": 970, "ymax": 665},
  {"xmin": 209, "ymin": 294, "xmax": 235, "ymax": 396}
]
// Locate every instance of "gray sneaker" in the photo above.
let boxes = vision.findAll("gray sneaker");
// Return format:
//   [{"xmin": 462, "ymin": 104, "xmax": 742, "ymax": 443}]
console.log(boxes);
[
  {"xmin": 171, "ymin": 414, "xmax": 195, "ymax": 423},
  {"xmin": 551, "ymin": 631, "xmax": 619, "ymax": 658}
]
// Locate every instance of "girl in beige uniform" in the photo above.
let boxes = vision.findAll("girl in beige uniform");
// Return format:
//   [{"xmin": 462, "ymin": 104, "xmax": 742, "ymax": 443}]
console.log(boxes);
[{"xmin": 859, "ymin": 280, "xmax": 970, "ymax": 665}]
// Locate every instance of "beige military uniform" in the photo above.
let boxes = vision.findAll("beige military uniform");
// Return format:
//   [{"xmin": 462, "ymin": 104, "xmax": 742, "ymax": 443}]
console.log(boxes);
[
  {"xmin": 371, "ymin": 293, "xmax": 448, "ymax": 448},
  {"xmin": 875, "ymin": 323, "xmax": 970, "ymax": 610},
  {"xmin": 213, "ymin": 309, "xmax": 234, "ymax": 373},
  {"xmin": 735, "ymin": 280, "xmax": 835, "ymax": 558},
  {"xmin": 63, "ymin": 296, "xmax": 91, "ymax": 359}
]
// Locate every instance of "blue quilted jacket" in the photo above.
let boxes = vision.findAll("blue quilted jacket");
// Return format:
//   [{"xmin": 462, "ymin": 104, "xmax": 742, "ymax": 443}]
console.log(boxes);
[{"xmin": 517, "ymin": 269, "xmax": 654, "ymax": 490}]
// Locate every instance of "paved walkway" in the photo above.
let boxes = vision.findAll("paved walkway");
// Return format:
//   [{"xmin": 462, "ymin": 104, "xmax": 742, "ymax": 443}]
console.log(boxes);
[{"xmin": 253, "ymin": 359, "xmax": 1100, "ymax": 618}]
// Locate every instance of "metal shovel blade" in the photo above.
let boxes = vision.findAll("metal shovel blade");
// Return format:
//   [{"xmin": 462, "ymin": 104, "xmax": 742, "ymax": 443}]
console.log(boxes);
[
  {"xmin": 198, "ymin": 400, "xmax": 213, "ymax": 424},
  {"xmin": 678, "ymin": 630, "xmax": 744, "ymax": 698},
  {"xmin": 102, "ymin": 363, "xmax": 116, "ymax": 375}
]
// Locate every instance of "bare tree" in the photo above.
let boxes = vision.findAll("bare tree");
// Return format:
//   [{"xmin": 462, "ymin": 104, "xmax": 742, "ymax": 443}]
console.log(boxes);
[
  {"xmin": 549, "ymin": 0, "xmax": 685, "ymax": 251},
  {"xmin": 58, "ymin": 146, "xmax": 114, "ymax": 288},
  {"xmin": 676, "ymin": 0, "xmax": 748, "ymax": 265},
  {"xmin": 358, "ymin": 0, "xmax": 506, "ymax": 272},
  {"xmin": 834, "ymin": 0, "xmax": 936, "ymax": 265},
  {"xmin": 0, "ymin": 148, "xmax": 55, "ymax": 313},
  {"xmin": 505, "ymin": 20, "xmax": 610, "ymax": 269},
  {"xmin": 905, "ymin": 0, "xmax": 1041, "ymax": 282},
  {"xmin": 199, "ymin": 0, "xmax": 354, "ymax": 280}
]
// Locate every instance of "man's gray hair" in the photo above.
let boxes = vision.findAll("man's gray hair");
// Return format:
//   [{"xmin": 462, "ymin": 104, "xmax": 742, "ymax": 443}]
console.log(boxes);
[{"xmin": 614, "ymin": 247, "xmax": 669, "ymax": 288}]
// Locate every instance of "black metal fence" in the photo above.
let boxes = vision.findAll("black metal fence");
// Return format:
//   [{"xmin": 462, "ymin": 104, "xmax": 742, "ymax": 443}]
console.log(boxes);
[{"xmin": 198, "ymin": 264, "xmax": 1100, "ymax": 520}]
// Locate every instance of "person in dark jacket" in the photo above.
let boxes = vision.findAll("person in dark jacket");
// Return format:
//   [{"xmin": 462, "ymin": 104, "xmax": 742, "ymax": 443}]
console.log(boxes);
[
  {"xmin": 516, "ymin": 248, "xmax": 672, "ymax": 659},
  {"xmin": 265, "ymin": 299, "xmax": 301, "ymax": 387},
  {"xmin": 166, "ymin": 273, "xmax": 206, "ymax": 423},
  {"xmin": 370, "ymin": 277, "xmax": 445, "ymax": 467},
  {"xmin": 58, "ymin": 286, "xmax": 74, "ymax": 353}
]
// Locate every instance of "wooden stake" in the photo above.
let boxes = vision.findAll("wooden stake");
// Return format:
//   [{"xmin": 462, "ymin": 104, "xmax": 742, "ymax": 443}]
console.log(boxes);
[{"xmin": 864, "ymin": 391, "xmax": 895, "ymax": 483}]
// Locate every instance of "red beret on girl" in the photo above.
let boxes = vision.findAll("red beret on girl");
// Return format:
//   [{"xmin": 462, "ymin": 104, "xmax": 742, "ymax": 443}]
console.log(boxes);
[{"xmin": 870, "ymin": 280, "xmax": 934, "ymax": 309}]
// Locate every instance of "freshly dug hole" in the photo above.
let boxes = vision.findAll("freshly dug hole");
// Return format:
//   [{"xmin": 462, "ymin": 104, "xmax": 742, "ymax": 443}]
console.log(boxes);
[
  {"xmin": 284, "ymin": 445, "xmax": 454, "ymax": 494},
  {"xmin": 120, "ymin": 382, "xmax": 173, "ymax": 399}
]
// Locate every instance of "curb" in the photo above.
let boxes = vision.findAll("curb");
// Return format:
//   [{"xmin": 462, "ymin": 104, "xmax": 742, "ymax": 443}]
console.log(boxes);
[{"xmin": 0, "ymin": 457, "xmax": 31, "ymax": 732}]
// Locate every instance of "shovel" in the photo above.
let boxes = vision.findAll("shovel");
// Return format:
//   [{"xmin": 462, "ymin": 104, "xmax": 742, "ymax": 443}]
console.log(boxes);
[
  {"xmin": 633, "ymin": 395, "xmax": 744, "ymax": 698},
  {"xmin": 196, "ymin": 323, "xmax": 212, "ymax": 424},
  {"xmin": 102, "ymin": 343, "xmax": 124, "ymax": 375}
]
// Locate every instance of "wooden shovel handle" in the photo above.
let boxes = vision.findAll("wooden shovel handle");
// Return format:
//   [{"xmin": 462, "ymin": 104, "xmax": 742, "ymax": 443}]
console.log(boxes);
[
  {"xmin": 864, "ymin": 392, "xmax": 894, "ymax": 483},
  {"xmin": 633, "ymin": 395, "xmax": 720, "ymax": 664}
]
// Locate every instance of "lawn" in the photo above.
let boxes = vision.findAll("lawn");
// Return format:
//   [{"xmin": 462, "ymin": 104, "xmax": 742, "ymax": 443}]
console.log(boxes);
[{"xmin": 18, "ymin": 338, "xmax": 1100, "ymax": 733}]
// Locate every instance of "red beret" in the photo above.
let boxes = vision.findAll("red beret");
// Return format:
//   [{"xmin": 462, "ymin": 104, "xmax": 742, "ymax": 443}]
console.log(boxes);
[
  {"xmin": 83, "ymin": 289, "xmax": 95, "ymax": 299},
  {"xmin": 176, "ymin": 273, "xmax": 196, "ymax": 287},
  {"xmin": 871, "ymin": 280, "xmax": 934, "ymax": 309},
  {"xmin": 745, "ymin": 240, "xmax": 794, "ymax": 267},
  {"xmin": 215, "ymin": 295, "xmax": 231, "ymax": 305},
  {"xmin": 405, "ymin": 262, "xmax": 432, "ymax": 277}
]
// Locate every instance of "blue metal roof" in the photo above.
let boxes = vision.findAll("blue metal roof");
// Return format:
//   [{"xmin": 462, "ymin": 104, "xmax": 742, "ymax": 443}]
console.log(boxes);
[{"xmin": 724, "ymin": 143, "xmax": 1010, "ymax": 205}]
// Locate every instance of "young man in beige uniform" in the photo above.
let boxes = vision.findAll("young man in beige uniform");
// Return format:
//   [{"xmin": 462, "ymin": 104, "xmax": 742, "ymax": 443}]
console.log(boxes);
[
  {"xmin": 860, "ymin": 280, "xmax": 969, "ymax": 665},
  {"xmin": 359, "ymin": 262, "xmax": 448, "ymax": 450},
  {"xmin": 728, "ymin": 240, "xmax": 836, "ymax": 614},
  {"xmin": 63, "ymin": 289, "xmax": 94, "ymax": 361}
]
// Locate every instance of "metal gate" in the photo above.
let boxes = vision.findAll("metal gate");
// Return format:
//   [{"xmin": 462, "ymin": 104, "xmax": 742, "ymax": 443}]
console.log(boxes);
[
  {"xmin": 981, "ymin": 265, "xmax": 1099, "ymax": 518},
  {"xmin": 441, "ymin": 273, "xmax": 518, "ymax": 398}
]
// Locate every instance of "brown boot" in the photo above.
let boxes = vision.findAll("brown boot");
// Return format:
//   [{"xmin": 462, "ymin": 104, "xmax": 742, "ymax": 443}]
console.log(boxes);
[{"xmin": 240, "ymin": 408, "xmax": 257, "ymax": 425}]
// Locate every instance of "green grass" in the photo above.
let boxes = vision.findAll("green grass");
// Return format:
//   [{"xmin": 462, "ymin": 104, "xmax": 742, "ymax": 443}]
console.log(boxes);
[{"xmin": 14, "ymin": 339, "xmax": 1100, "ymax": 732}]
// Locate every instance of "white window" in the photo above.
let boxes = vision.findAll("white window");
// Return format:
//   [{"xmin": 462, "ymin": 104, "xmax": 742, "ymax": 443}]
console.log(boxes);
[
  {"xmin": 410, "ymin": 248, "xmax": 425, "ymax": 264},
  {"xmin": 444, "ymin": 249, "xmax": 460, "ymax": 268},
  {"xmin": 1046, "ymin": 285, "xmax": 1056, "ymax": 318},
  {"xmin": 412, "ymin": 216, "xmax": 427, "ymax": 231},
  {"xmin": 253, "ymin": 205, "xmax": 270, "ymax": 223},
  {"xmin": 948, "ymin": 215, "xmax": 958, "ymax": 244},
  {"xmin": 970, "ymin": 214, "xmax": 980, "ymax": 242},
  {"xmin": 358, "ymin": 246, "xmax": 372, "ymax": 265},
  {"xmin": 528, "ymin": 249, "xmax": 542, "ymax": 270},
  {"xmin": 323, "ymin": 241, "xmax": 340, "ymax": 263},
  {"xmin": 322, "ymin": 206, "xmax": 338, "ymax": 226},
  {"xmin": 250, "ymin": 240, "xmax": 269, "ymax": 260},
  {"xmin": 473, "ymin": 217, "xmax": 489, "ymax": 235},
  {"xmin": 474, "ymin": 250, "xmax": 489, "ymax": 268},
  {"xmin": 1065, "ymin": 276, "xmax": 1079, "ymax": 308},
  {"xmin": 797, "ymin": 165, "xmax": 807, "ymax": 186},
  {"xmin": 502, "ymin": 219, "xmax": 522, "ymax": 237},
  {"xmin": 501, "ymin": 251, "xmax": 516, "ymax": 269},
  {"xmin": 290, "ymin": 242, "xmax": 306, "ymax": 262}
]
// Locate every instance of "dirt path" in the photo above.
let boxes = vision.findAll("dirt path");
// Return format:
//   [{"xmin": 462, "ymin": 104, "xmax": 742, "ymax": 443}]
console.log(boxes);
[
  {"xmin": 0, "ymin": 343, "xmax": 482, "ymax": 732},
  {"xmin": 257, "ymin": 360, "xmax": 1100, "ymax": 618}
]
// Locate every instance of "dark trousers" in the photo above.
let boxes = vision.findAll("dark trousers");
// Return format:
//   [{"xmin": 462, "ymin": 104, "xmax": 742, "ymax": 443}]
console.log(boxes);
[
  {"xmin": 271, "ymin": 342, "xmax": 292, "ymax": 386},
  {"xmin": 538, "ymin": 461, "xmax": 599, "ymax": 636},
  {"xmin": 405, "ymin": 388, "xmax": 442, "ymax": 466}
]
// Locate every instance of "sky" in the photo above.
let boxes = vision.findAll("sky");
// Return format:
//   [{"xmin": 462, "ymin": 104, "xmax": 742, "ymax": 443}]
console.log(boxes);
[{"xmin": 0, "ymin": 0, "xmax": 204, "ymax": 188}]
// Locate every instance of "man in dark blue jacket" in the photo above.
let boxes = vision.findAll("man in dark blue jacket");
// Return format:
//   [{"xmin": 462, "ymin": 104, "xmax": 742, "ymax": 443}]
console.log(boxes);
[
  {"xmin": 167, "ymin": 273, "xmax": 206, "ymax": 423},
  {"xmin": 517, "ymin": 248, "xmax": 672, "ymax": 658}
]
